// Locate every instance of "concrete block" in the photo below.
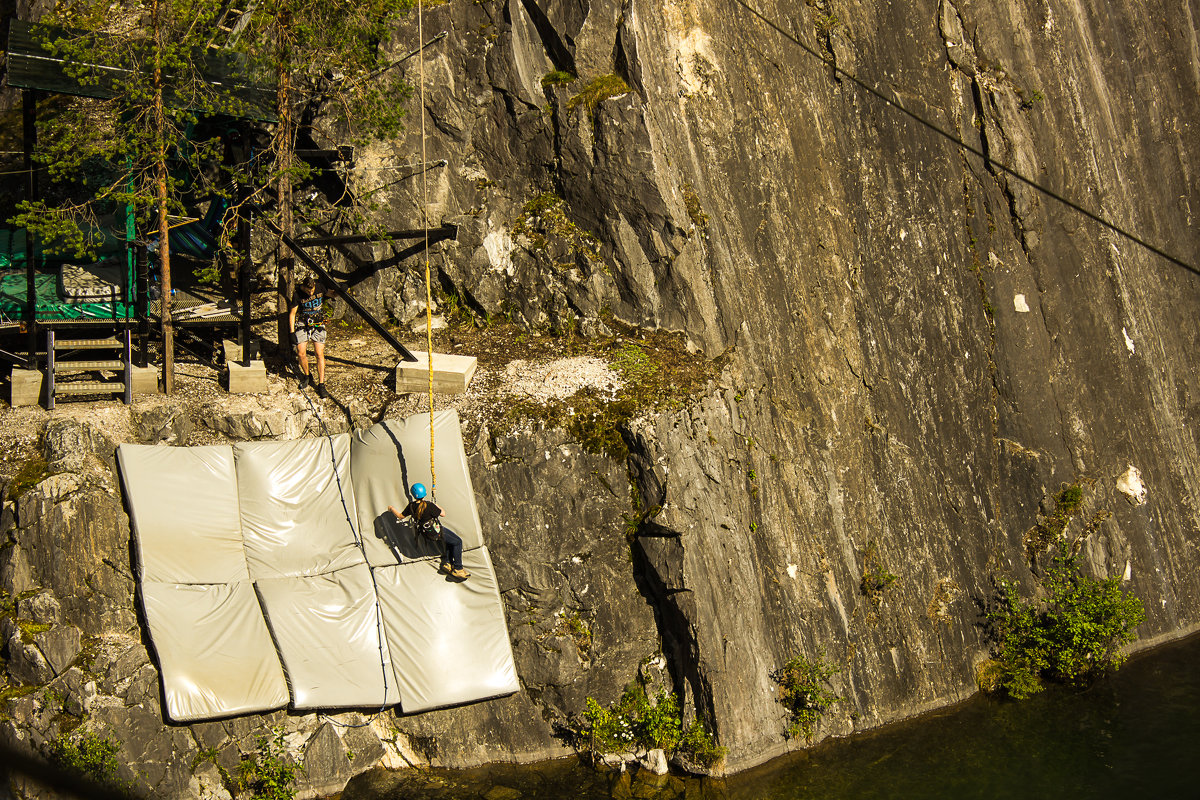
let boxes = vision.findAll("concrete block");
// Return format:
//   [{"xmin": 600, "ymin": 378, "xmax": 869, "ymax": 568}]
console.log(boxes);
[
  {"xmin": 227, "ymin": 360, "xmax": 268, "ymax": 394},
  {"xmin": 128, "ymin": 365, "xmax": 160, "ymax": 395},
  {"xmin": 222, "ymin": 338, "xmax": 260, "ymax": 364},
  {"xmin": 395, "ymin": 351, "xmax": 477, "ymax": 394},
  {"xmin": 10, "ymin": 369, "xmax": 42, "ymax": 407}
]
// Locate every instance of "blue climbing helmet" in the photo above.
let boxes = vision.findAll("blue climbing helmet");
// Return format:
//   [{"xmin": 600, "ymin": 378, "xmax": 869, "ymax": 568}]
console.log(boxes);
[{"xmin": 411, "ymin": 482, "xmax": 427, "ymax": 499}]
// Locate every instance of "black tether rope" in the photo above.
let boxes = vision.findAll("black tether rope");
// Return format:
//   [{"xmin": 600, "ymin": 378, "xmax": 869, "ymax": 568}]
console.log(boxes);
[
  {"xmin": 730, "ymin": 0, "xmax": 1198, "ymax": 276},
  {"xmin": 297, "ymin": 382, "xmax": 391, "ymax": 729}
]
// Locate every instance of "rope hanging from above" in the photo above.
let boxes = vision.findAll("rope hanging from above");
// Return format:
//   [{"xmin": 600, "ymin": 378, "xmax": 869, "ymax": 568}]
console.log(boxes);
[{"xmin": 417, "ymin": 0, "xmax": 437, "ymax": 497}]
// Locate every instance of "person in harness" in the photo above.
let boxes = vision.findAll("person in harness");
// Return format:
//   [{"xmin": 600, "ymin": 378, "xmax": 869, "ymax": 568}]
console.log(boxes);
[
  {"xmin": 389, "ymin": 483, "xmax": 469, "ymax": 580},
  {"xmin": 288, "ymin": 275, "xmax": 335, "ymax": 398}
]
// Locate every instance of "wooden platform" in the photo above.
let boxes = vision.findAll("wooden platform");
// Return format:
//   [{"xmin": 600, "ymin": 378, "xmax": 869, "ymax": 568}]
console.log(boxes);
[
  {"xmin": 150, "ymin": 289, "xmax": 240, "ymax": 327},
  {"xmin": 395, "ymin": 351, "xmax": 477, "ymax": 394}
]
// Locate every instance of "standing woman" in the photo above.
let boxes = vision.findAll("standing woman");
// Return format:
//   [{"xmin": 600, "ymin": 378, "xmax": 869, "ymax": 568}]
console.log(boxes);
[{"xmin": 288, "ymin": 275, "xmax": 334, "ymax": 397}]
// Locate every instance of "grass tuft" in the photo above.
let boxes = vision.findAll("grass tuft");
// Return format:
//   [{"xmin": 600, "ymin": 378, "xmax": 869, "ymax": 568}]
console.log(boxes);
[{"xmin": 566, "ymin": 74, "xmax": 631, "ymax": 113}]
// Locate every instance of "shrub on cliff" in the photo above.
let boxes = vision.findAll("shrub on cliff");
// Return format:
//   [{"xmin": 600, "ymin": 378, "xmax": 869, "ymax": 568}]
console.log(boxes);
[
  {"xmin": 46, "ymin": 731, "xmax": 123, "ymax": 791},
  {"xmin": 984, "ymin": 548, "xmax": 1145, "ymax": 699},
  {"xmin": 577, "ymin": 684, "xmax": 725, "ymax": 768},
  {"xmin": 773, "ymin": 653, "xmax": 841, "ymax": 741},
  {"xmin": 234, "ymin": 732, "xmax": 297, "ymax": 800}
]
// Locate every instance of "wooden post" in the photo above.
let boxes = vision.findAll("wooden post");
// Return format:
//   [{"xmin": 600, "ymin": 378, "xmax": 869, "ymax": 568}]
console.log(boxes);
[
  {"xmin": 238, "ymin": 188, "xmax": 253, "ymax": 366},
  {"xmin": 151, "ymin": 0, "xmax": 174, "ymax": 394},
  {"xmin": 136, "ymin": 244, "xmax": 149, "ymax": 367},
  {"xmin": 22, "ymin": 89, "xmax": 39, "ymax": 370},
  {"xmin": 275, "ymin": 11, "xmax": 295, "ymax": 355}
]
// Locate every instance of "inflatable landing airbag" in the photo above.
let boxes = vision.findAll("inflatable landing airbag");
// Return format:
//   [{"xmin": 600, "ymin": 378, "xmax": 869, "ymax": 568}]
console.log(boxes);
[
  {"xmin": 140, "ymin": 581, "xmax": 288, "ymax": 722},
  {"xmin": 118, "ymin": 444, "xmax": 248, "ymax": 583},
  {"xmin": 375, "ymin": 547, "xmax": 519, "ymax": 713},
  {"xmin": 235, "ymin": 436, "xmax": 364, "ymax": 579},
  {"xmin": 254, "ymin": 563, "xmax": 400, "ymax": 709}
]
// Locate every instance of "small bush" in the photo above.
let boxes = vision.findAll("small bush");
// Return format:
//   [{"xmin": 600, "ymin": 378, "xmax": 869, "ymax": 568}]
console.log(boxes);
[
  {"xmin": 813, "ymin": 11, "xmax": 840, "ymax": 33},
  {"xmin": 566, "ymin": 74, "xmax": 631, "ymax": 113},
  {"xmin": 578, "ymin": 684, "xmax": 725, "ymax": 768},
  {"xmin": 679, "ymin": 719, "xmax": 726, "ymax": 767},
  {"xmin": 47, "ymin": 731, "xmax": 121, "ymax": 787},
  {"xmin": 581, "ymin": 694, "xmax": 637, "ymax": 754},
  {"xmin": 860, "ymin": 564, "xmax": 897, "ymax": 605},
  {"xmin": 512, "ymin": 191, "xmax": 601, "ymax": 262},
  {"xmin": 859, "ymin": 543, "xmax": 898, "ymax": 606},
  {"xmin": 609, "ymin": 343, "xmax": 658, "ymax": 384},
  {"xmin": 1024, "ymin": 483, "xmax": 1086, "ymax": 562},
  {"xmin": 773, "ymin": 653, "xmax": 840, "ymax": 740},
  {"xmin": 986, "ymin": 548, "xmax": 1145, "ymax": 698},
  {"xmin": 541, "ymin": 69, "xmax": 576, "ymax": 88},
  {"xmin": 236, "ymin": 732, "xmax": 297, "ymax": 800}
]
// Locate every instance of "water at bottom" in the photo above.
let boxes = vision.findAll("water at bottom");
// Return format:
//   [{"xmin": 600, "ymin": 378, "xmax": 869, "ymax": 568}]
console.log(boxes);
[{"xmin": 347, "ymin": 632, "xmax": 1200, "ymax": 800}]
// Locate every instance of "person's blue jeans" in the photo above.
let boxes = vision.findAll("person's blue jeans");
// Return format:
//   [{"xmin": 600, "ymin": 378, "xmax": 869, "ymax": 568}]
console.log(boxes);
[{"xmin": 440, "ymin": 527, "xmax": 463, "ymax": 570}]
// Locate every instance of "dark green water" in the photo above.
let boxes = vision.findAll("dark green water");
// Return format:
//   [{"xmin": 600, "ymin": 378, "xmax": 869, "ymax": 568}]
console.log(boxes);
[{"xmin": 351, "ymin": 632, "xmax": 1200, "ymax": 799}]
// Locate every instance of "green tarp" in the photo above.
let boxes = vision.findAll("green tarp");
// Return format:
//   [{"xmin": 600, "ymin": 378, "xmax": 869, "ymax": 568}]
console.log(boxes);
[{"xmin": 0, "ymin": 271, "xmax": 133, "ymax": 321}]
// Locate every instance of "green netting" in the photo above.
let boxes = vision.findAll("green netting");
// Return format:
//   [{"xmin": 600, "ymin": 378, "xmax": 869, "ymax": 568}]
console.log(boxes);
[
  {"xmin": 0, "ymin": 227, "xmax": 127, "ymax": 267},
  {"xmin": 0, "ymin": 271, "xmax": 133, "ymax": 322}
]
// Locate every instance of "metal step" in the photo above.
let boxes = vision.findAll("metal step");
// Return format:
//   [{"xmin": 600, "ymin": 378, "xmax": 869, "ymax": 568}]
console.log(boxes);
[
  {"xmin": 54, "ymin": 380, "xmax": 126, "ymax": 396},
  {"xmin": 54, "ymin": 360, "xmax": 126, "ymax": 374},
  {"xmin": 53, "ymin": 337, "xmax": 122, "ymax": 350}
]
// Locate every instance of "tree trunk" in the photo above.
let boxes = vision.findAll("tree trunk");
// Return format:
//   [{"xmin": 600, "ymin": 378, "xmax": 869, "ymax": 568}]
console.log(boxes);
[
  {"xmin": 276, "ymin": 13, "xmax": 294, "ymax": 352},
  {"xmin": 153, "ymin": 0, "xmax": 174, "ymax": 393}
]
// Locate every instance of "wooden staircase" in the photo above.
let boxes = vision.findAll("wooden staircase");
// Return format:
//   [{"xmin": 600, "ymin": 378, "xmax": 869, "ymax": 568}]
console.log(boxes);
[{"xmin": 46, "ymin": 330, "xmax": 133, "ymax": 410}]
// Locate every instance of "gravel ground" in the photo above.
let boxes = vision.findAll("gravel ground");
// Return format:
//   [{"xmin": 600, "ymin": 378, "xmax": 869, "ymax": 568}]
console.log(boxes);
[
  {"xmin": 500, "ymin": 357, "xmax": 622, "ymax": 404},
  {"xmin": 0, "ymin": 314, "xmax": 633, "ymax": 482}
]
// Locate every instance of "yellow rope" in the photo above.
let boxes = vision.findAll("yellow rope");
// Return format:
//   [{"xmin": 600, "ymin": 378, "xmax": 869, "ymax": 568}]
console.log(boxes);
[{"xmin": 417, "ymin": 0, "xmax": 436, "ymax": 497}]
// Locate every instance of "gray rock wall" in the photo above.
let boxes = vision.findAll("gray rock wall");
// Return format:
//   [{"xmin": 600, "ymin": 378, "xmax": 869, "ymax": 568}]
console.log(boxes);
[
  {"xmin": 364, "ymin": 0, "xmax": 1200, "ymax": 776},
  {"xmin": 4, "ymin": 0, "xmax": 1200, "ymax": 793}
]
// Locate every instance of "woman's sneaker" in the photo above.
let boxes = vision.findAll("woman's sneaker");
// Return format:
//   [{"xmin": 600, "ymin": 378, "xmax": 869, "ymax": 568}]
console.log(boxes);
[
  {"xmin": 438, "ymin": 561, "xmax": 452, "ymax": 574},
  {"xmin": 449, "ymin": 567, "xmax": 470, "ymax": 581}
]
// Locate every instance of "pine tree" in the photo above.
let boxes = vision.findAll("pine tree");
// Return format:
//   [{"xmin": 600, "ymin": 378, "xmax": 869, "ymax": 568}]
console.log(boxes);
[
  {"xmin": 235, "ymin": 0, "xmax": 416, "ymax": 345},
  {"xmin": 13, "ymin": 0, "xmax": 246, "ymax": 393}
]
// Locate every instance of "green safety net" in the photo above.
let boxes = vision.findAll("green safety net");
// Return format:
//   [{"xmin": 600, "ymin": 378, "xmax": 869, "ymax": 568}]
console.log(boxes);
[{"xmin": 0, "ymin": 271, "xmax": 134, "ymax": 322}]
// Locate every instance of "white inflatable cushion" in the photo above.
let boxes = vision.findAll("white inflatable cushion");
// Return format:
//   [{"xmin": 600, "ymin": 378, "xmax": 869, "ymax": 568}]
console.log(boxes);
[
  {"xmin": 350, "ymin": 411, "xmax": 483, "ymax": 567},
  {"xmin": 254, "ymin": 563, "xmax": 400, "ymax": 710},
  {"xmin": 375, "ymin": 547, "xmax": 519, "ymax": 713},
  {"xmin": 141, "ymin": 581, "xmax": 289, "ymax": 722},
  {"xmin": 118, "ymin": 444, "xmax": 248, "ymax": 583},
  {"xmin": 235, "ymin": 435, "xmax": 364, "ymax": 579}
]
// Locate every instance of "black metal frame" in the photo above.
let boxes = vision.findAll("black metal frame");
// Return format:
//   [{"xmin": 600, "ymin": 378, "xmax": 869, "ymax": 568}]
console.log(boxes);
[{"xmin": 248, "ymin": 202, "xmax": 418, "ymax": 363}]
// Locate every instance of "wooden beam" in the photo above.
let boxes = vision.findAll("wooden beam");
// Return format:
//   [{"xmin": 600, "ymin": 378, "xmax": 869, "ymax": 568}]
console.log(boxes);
[
  {"xmin": 293, "ymin": 225, "xmax": 457, "ymax": 247},
  {"xmin": 294, "ymin": 145, "xmax": 353, "ymax": 162},
  {"xmin": 248, "ymin": 203, "xmax": 417, "ymax": 362}
]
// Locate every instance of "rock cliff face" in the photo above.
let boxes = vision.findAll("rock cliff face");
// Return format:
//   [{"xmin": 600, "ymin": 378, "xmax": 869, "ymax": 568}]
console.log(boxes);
[
  {"xmin": 370, "ymin": 0, "xmax": 1200, "ymax": 774},
  {"xmin": 4, "ymin": 0, "xmax": 1200, "ymax": 794}
]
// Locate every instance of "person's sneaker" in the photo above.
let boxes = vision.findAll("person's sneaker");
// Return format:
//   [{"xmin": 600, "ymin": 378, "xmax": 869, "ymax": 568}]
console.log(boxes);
[
  {"xmin": 298, "ymin": 372, "xmax": 310, "ymax": 389},
  {"xmin": 315, "ymin": 383, "xmax": 330, "ymax": 398},
  {"xmin": 448, "ymin": 567, "xmax": 470, "ymax": 581},
  {"xmin": 438, "ymin": 561, "xmax": 452, "ymax": 574}
]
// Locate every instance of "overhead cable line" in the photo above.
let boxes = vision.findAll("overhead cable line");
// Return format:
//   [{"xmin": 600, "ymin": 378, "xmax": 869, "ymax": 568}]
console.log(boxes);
[{"xmin": 729, "ymin": 0, "xmax": 1198, "ymax": 276}]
